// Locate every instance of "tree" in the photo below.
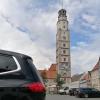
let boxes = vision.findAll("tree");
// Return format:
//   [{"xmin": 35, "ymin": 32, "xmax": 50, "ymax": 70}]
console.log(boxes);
[{"xmin": 56, "ymin": 74, "xmax": 65, "ymax": 88}]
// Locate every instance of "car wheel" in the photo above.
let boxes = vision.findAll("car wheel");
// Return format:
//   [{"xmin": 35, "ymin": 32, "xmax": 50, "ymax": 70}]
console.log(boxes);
[
  {"xmin": 64, "ymin": 92, "xmax": 66, "ymax": 95},
  {"xmin": 77, "ymin": 94, "xmax": 81, "ymax": 98},
  {"xmin": 84, "ymin": 94, "xmax": 88, "ymax": 98}
]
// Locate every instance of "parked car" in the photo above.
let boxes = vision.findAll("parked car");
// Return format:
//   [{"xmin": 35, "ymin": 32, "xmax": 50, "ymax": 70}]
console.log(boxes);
[
  {"xmin": 69, "ymin": 88, "xmax": 78, "ymax": 96},
  {"xmin": 58, "ymin": 87, "xmax": 69, "ymax": 95},
  {"xmin": 0, "ymin": 50, "xmax": 46, "ymax": 100},
  {"xmin": 75, "ymin": 88, "xmax": 100, "ymax": 98}
]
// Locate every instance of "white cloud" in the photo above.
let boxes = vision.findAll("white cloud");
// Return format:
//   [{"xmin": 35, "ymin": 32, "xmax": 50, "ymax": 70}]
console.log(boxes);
[
  {"xmin": 0, "ymin": 6, "xmax": 56, "ymax": 69},
  {"xmin": 71, "ymin": 38, "xmax": 100, "ymax": 74},
  {"xmin": 71, "ymin": 37, "xmax": 100, "ymax": 75},
  {"xmin": 0, "ymin": 0, "xmax": 100, "ymax": 75},
  {"xmin": 82, "ymin": 14, "xmax": 96, "ymax": 24}
]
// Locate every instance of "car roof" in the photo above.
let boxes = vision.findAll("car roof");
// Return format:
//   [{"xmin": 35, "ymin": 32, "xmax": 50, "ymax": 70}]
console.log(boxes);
[
  {"xmin": 0, "ymin": 49, "xmax": 32, "ymax": 59},
  {"xmin": 70, "ymin": 88, "xmax": 77, "ymax": 89},
  {"xmin": 79, "ymin": 88, "xmax": 92, "ymax": 90}
]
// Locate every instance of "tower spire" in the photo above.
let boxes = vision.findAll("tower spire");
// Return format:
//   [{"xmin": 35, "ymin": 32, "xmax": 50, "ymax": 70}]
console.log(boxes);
[{"xmin": 62, "ymin": 0, "xmax": 63, "ymax": 9}]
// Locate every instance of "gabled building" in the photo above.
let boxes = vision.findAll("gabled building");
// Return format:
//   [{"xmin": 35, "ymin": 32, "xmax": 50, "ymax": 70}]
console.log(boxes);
[
  {"xmin": 38, "ymin": 64, "xmax": 57, "ymax": 87},
  {"xmin": 91, "ymin": 58, "xmax": 100, "ymax": 90},
  {"xmin": 46, "ymin": 64, "xmax": 57, "ymax": 87},
  {"xmin": 38, "ymin": 64, "xmax": 57, "ymax": 93},
  {"xmin": 79, "ymin": 72, "xmax": 91, "ymax": 88},
  {"xmin": 70, "ymin": 74, "xmax": 83, "ymax": 88}
]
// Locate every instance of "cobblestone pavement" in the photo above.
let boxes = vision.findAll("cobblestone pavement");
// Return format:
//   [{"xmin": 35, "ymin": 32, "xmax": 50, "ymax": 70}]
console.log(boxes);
[{"xmin": 46, "ymin": 94, "xmax": 100, "ymax": 100}]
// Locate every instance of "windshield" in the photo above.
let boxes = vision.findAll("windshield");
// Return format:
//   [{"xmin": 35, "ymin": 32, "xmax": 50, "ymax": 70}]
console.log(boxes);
[{"xmin": 92, "ymin": 88, "xmax": 99, "ymax": 91}]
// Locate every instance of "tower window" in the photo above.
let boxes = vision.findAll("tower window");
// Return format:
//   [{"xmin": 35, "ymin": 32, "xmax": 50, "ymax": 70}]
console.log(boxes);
[
  {"xmin": 63, "ymin": 36, "xmax": 66, "ymax": 40},
  {"xmin": 65, "ymin": 62, "xmax": 68, "ymax": 66},
  {"xmin": 64, "ymin": 58, "xmax": 66, "ymax": 61},
  {"xmin": 63, "ymin": 44, "xmax": 66, "ymax": 47},
  {"xmin": 63, "ymin": 50, "xmax": 66, "ymax": 54},
  {"xmin": 63, "ymin": 25, "xmax": 65, "ymax": 28},
  {"xmin": 63, "ymin": 10, "xmax": 66, "ymax": 14}
]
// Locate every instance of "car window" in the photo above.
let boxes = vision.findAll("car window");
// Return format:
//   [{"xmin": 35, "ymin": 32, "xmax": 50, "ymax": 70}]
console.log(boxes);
[
  {"xmin": 0, "ymin": 54, "xmax": 17, "ymax": 73},
  {"xmin": 92, "ymin": 88, "xmax": 99, "ymax": 91},
  {"xmin": 64, "ymin": 87, "xmax": 69, "ymax": 90},
  {"xmin": 26, "ymin": 58, "xmax": 43, "ymax": 82},
  {"xmin": 80, "ymin": 88, "xmax": 92, "ymax": 92}
]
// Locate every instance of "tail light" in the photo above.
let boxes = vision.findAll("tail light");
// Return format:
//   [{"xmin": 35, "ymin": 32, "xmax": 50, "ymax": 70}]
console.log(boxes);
[{"xmin": 25, "ymin": 82, "xmax": 46, "ymax": 93}]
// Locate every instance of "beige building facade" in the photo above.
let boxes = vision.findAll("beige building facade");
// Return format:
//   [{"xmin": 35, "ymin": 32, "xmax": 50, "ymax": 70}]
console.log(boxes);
[
  {"xmin": 91, "ymin": 58, "xmax": 100, "ymax": 90},
  {"xmin": 56, "ymin": 9, "xmax": 71, "ymax": 85},
  {"xmin": 79, "ymin": 72, "xmax": 92, "ymax": 88}
]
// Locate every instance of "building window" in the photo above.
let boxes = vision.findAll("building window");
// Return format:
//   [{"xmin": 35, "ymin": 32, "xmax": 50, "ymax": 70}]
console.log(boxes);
[
  {"xmin": 63, "ymin": 50, "xmax": 66, "ymax": 54},
  {"xmin": 63, "ymin": 25, "xmax": 65, "ymax": 28},
  {"xmin": 63, "ymin": 44, "xmax": 66, "ymax": 47},
  {"xmin": 65, "ymin": 62, "xmax": 68, "ymax": 66},
  {"xmin": 64, "ymin": 58, "xmax": 66, "ymax": 61},
  {"xmin": 63, "ymin": 36, "xmax": 66, "ymax": 40}
]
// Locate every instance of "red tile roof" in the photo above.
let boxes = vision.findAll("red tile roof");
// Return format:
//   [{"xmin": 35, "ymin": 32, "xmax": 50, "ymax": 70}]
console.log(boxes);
[
  {"xmin": 80, "ymin": 72, "xmax": 89, "ymax": 81},
  {"xmin": 92, "ymin": 57, "xmax": 100, "ymax": 71},
  {"xmin": 49, "ymin": 64, "xmax": 57, "ymax": 71},
  {"xmin": 82, "ymin": 73, "xmax": 88, "ymax": 80},
  {"xmin": 47, "ymin": 64, "xmax": 57, "ymax": 79},
  {"xmin": 38, "ymin": 64, "xmax": 57, "ymax": 79}
]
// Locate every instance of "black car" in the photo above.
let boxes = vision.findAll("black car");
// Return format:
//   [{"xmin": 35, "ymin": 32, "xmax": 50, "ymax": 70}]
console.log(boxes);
[
  {"xmin": 0, "ymin": 50, "xmax": 46, "ymax": 100},
  {"xmin": 75, "ymin": 88, "xmax": 100, "ymax": 98},
  {"xmin": 69, "ymin": 88, "xmax": 78, "ymax": 96}
]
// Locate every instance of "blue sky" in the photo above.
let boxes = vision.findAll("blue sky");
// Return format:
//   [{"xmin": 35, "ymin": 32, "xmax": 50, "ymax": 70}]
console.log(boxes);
[{"xmin": 0, "ymin": 0, "xmax": 100, "ymax": 74}]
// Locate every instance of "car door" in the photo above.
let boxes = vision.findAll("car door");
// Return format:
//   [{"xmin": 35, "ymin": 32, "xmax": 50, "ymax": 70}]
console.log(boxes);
[
  {"xmin": 64, "ymin": 87, "xmax": 69, "ymax": 94},
  {"xmin": 91, "ymin": 89, "xmax": 100, "ymax": 97},
  {"xmin": 95, "ymin": 91, "xmax": 100, "ymax": 97}
]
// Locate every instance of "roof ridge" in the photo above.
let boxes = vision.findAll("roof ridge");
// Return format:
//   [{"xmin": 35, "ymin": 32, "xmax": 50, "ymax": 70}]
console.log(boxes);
[{"xmin": 92, "ymin": 57, "xmax": 100, "ymax": 71}]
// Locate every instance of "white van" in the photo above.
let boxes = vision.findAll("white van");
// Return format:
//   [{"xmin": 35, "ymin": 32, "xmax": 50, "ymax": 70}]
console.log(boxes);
[{"xmin": 58, "ymin": 87, "xmax": 69, "ymax": 95}]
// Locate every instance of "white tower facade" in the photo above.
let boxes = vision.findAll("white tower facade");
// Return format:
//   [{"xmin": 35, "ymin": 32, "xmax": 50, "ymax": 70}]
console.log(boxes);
[{"xmin": 56, "ymin": 9, "xmax": 71, "ymax": 85}]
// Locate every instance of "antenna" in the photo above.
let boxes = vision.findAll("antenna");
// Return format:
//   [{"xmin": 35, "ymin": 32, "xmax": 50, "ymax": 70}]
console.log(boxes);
[{"xmin": 59, "ymin": 0, "xmax": 63, "ymax": 9}]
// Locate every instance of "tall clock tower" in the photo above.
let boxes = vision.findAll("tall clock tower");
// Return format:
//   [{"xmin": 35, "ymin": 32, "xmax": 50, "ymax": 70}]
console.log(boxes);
[{"xmin": 56, "ymin": 9, "xmax": 71, "ymax": 85}]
